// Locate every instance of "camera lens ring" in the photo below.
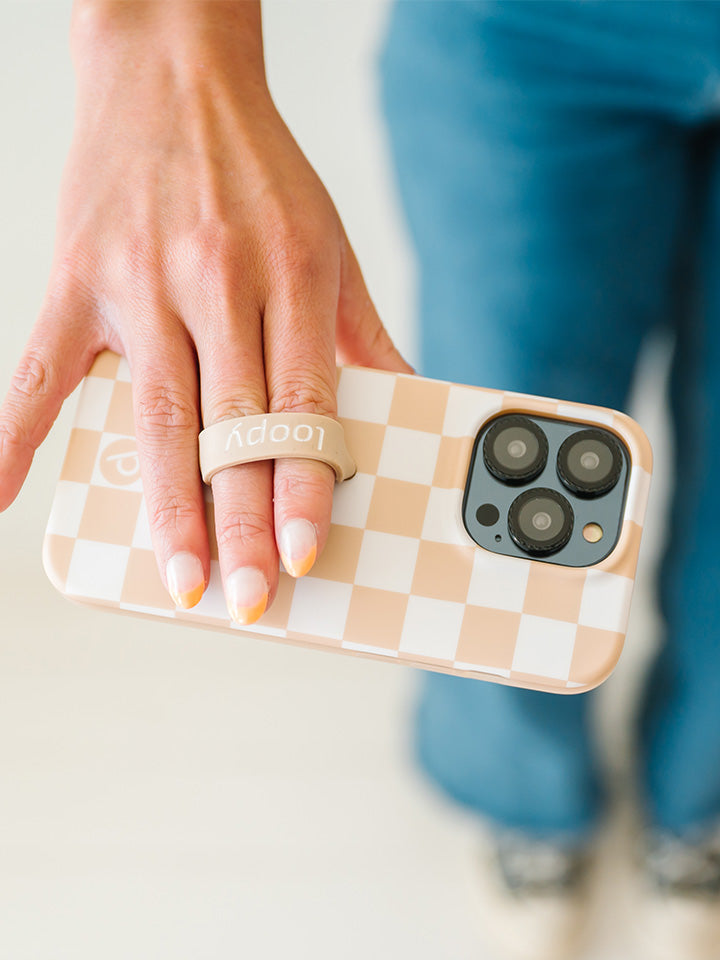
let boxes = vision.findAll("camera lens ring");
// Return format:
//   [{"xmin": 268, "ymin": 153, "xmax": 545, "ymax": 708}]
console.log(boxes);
[
  {"xmin": 557, "ymin": 428, "xmax": 623, "ymax": 497},
  {"xmin": 482, "ymin": 415, "xmax": 548, "ymax": 485},
  {"xmin": 508, "ymin": 488, "xmax": 574, "ymax": 556}
]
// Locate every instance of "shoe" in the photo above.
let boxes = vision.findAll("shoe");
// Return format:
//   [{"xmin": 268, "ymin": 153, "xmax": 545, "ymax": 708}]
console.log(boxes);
[
  {"xmin": 474, "ymin": 825, "xmax": 594, "ymax": 960},
  {"xmin": 635, "ymin": 825, "xmax": 720, "ymax": 960}
]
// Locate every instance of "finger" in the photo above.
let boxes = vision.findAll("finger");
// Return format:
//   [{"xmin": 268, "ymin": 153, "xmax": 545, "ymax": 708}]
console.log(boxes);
[
  {"xmin": 335, "ymin": 231, "xmax": 414, "ymax": 374},
  {"xmin": 129, "ymin": 323, "xmax": 209, "ymax": 609},
  {"xmin": 0, "ymin": 299, "xmax": 98, "ymax": 511},
  {"xmin": 263, "ymin": 244, "xmax": 338, "ymax": 579},
  {"xmin": 196, "ymin": 317, "xmax": 277, "ymax": 625}
]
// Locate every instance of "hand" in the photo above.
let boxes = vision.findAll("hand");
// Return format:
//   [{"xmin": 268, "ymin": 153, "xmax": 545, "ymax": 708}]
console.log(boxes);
[{"xmin": 0, "ymin": 1, "xmax": 412, "ymax": 622}]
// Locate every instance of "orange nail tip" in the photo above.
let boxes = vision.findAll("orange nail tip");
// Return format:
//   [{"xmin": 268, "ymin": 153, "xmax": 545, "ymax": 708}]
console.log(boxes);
[
  {"xmin": 230, "ymin": 594, "xmax": 268, "ymax": 625},
  {"xmin": 176, "ymin": 582, "xmax": 205, "ymax": 609},
  {"xmin": 281, "ymin": 543, "xmax": 317, "ymax": 578}
]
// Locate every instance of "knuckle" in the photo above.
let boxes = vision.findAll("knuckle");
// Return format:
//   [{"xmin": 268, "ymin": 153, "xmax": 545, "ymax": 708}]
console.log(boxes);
[
  {"xmin": 135, "ymin": 387, "xmax": 198, "ymax": 440},
  {"xmin": 147, "ymin": 493, "xmax": 198, "ymax": 535},
  {"xmin": 270, "ymin": 376, "xmax": 335, "ymax": 416},
  {"xmin": 0, "ymin": 416, "xmax": 32, "ymax": 457},
  {"xmin": 10, "ymin": 353, "xmax": 53, "ymax": 404},
  {"xmin": 275, "ymin": 468, "xmax": 333, "ymax": 504},
  {"xmin": 207, "ymin": 393, "xmax": 267, "ymax": 424},
  {"xmin": 216, "ymin": 511, "xmax": 273, "ymax": 552}
]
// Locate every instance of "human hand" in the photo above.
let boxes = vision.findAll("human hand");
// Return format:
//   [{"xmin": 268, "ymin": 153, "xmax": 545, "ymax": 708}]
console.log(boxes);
[{"xmin": 0, "ymin": 0, "xmax": 412, "ymax": 622}]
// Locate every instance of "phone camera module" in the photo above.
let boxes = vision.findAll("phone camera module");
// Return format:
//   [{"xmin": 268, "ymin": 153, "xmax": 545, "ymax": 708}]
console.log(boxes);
[
  {"xmin": 557, "ymin": 428, "xmax": 622, "ymax": 497},
  {"xmin": 482, "ymin": 415, "xmax": 548, "ymax": 484},
  {"xmin": 508, "ymin": 488, "xmax": 574, "ymax": 556}
]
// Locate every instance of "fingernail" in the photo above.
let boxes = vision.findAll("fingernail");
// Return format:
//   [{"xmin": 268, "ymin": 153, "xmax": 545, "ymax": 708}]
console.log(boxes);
[
  {"xmin": 279, "ymin": 518, "xmax": 317, "ymax": 578},
  {"xmin": 226, "ymin": 566, "xmax": 269, "ymax": 624},
  {"xmin": 166, "ymin": 552, "xmax": 205, "ymax": 609}
]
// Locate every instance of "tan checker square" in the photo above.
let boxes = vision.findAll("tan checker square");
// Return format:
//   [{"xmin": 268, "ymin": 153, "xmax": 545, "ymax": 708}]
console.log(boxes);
[
  {"xmin": 456, "ymin": 606, "xmax": 520, "ymax": 670},
  {"xmin": 569, "ymin": 625, "xmax": 624, "ymax": 687},
  {"xmin": 88, "ymin": 352, "xmax": 121, "ymax": 379},
  {"xmin": 366, "ymin": 477, "xmax": 430, "ymax": 539},
  {"xmin": 44, "ymin": 534, "xmax": 76, "ymax": 590},
  {"xmin": 260, "ymin": 572, "xmax": 296, "ymax": 630},
  {"xmin": 432, "ymin": 435, "xmax": 474, "ymax": 489},
  {"xmin": 310, "ymin": 523, "xmax": 363, "ymax": 582},
  {"xmin": 388, "ymin": 375, "xmax": 449, "ymax": 434},
  {"xmin": 106, "ymin": 381, "xmax": 135, "ymax": 436},
  {"xmin": 121, "ymin": 548, "xmax": 175, "ymax": 610},
  {"xmin": 339, "ymin": 418, "xmax": 386, "ymax": 475},
  {"xmin": 60, "ymin": 429, "xmax": 101, "ymax": 484},
  {"xmin": 78, "ymin": 487, "xmax": 143, "ymax": 547},
  {"xmin": 523, "ymin": 563, "xmax": 586, "ymax": 623},
  {"xmin": 411, "ymin": 540, "xmax": 475, "ymax": 603},
  {"xmin": 344, "ymin": 586, "xmax": 409, "ymax": 650}
]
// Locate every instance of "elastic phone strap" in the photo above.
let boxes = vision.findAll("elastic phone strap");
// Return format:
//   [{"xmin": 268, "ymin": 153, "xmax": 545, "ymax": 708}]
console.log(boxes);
[{"xmin": 198, "ymin": 412, "xmax": 357, "ymax": 485}]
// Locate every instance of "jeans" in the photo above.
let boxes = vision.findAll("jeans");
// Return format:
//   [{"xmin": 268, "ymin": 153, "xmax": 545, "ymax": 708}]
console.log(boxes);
[{"xmin": 379, "ymin": 0, "xmax": 720, "ymax": 838}]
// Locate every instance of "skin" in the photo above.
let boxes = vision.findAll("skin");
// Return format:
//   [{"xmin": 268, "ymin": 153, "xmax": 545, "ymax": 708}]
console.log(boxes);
[{"xmin": 0, "ymin": 0, "xmax": 412, "ymax": 622}]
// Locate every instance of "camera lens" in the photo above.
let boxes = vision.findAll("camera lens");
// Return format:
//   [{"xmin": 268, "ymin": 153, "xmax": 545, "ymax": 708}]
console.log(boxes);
[
  {"xmin": 557, "ymin": 428, "xmax": 623, "ymax": 497},
  {"xmin": 508, "ymin": 488, "xmax": 574, "ymax": 556},
  {"xmin": 482, "ymin": 415, "xmax": 548, "ymax": 484}
]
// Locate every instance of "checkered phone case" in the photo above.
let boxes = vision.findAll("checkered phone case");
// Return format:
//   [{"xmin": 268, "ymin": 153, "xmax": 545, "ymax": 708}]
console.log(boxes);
[{"xmin": 44, "ymin": 350, "xmax": 652, "ymax": 693}]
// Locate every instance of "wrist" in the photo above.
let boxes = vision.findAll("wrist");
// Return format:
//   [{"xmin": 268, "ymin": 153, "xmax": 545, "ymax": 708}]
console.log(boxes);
[{"xmin": 71, "ymin": 0, "xmax": 268, "ymax": 94}]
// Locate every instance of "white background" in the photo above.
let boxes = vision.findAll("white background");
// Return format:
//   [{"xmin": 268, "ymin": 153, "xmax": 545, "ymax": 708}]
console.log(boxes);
[{"xmin": 0, "ymin": 3, "xmax": 671, "ymax": 958}]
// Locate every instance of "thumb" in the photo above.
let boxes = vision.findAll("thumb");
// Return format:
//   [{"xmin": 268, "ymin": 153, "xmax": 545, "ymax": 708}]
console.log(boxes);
[{"xmin": 335, "ymin": 233, "xmax": 414, "ymax": 374}]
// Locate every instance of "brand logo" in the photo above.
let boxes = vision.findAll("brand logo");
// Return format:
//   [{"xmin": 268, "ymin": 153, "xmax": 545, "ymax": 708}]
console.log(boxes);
[
  {"xmin": 100, "ymin": 438, "xmax": 141, "ymax": 486},
  {"xmin": 224, "ymin": 418, "xmax": 325, "ymax": 453}
]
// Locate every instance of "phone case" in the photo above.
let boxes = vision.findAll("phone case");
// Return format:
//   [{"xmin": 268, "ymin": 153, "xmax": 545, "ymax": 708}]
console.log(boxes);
[{"xmin": 43, "ymin": 350, "xmax": 652, "ymax": 694}]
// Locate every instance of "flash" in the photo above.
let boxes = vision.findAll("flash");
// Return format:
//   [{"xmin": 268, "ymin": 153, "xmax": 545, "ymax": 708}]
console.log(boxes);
[{"xmin": 583, "ymin": 522, "xmax": 603, "ymax": 543}]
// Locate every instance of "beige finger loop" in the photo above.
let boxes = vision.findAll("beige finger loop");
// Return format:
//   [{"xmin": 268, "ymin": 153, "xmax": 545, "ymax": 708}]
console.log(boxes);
[{"xmin": 198, "ymin": 412, "xmax": 357, "ymax": 485}]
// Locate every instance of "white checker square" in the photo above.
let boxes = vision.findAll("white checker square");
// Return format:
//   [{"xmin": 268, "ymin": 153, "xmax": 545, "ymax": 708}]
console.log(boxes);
[
  {"xmin": 331, "ymin": 472, "xmax": 375, "ymax": 528},
  {"xmin": 442, "ymin": 385, "xmax": 503, "ymax": 438},
  {"xmin": 192, "ymin": 561, "xmax": 230, "ymax": 621},
  {"xmin": 46, "ymin": 481, "xmax": 89, "ymax": 538},
  {"xmin": 65, "ymin": 540, "xmax": 131, "ymax": 602},
  {"xmin": 116, "ymin": 357, "xmax": 132, "ymax": 382},
  {"xmin": 74, "ymin": 376, "xmax": 115, "ymax": 431},
  {"xmin": 132, "ymin": 500, "xmax": 153, "ymax": 549},
  {"xmin": 377, "ymin": 426, "xmax": 440, "ymax": 486},
  {"xmin": 512, "ymin": 614, "xmax": 577, "ymax": 680},
  {"xmin": 337, "ymin": 366, "xmax": 395, "ymax": 424},
  {"xmin": 287, "ymin": 576, "xmax": 352, "ymax": 640},
  {"xmin": 467, "ymin": 549, "xmax": 530, "ymax": 611},
  {"xmin": 399, "ymin": 596, "xmax": 464, "ymax": 661},
  {"xmin": 556, "ymin": 403, "xmax": 614, "ymax": 427},
  {"xmin": 623, "ymin": 466, "xmax": 651, "ymax": 527},
  {"xmin": 421, "ymin": 487, "xmax": 467, "ymax": 544},
  {"xmin": 354, "ymin": 530, "xmax": 419, "ymax": 593},
  {"xmin": 578, "ymin": 569, "xmax": 633, "ymax": 632}
]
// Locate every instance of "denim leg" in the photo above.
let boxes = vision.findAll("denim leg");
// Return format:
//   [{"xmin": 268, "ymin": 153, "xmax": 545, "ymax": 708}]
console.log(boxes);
[
  {"xmin": 378, "ymin": 1, "xmax": 696, "ymax": 837},
  {"xmin": 639, "ymin": 134, "xmax": 720, "ymax": 834}
]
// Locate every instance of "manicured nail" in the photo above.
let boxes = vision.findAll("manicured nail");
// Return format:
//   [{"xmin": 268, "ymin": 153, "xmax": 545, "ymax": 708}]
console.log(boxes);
[
  {"xmin": 166, "ymin": 552, "xmax": 205, "ymax": 609},
  {"xmin": 226, "ymin": 566, "xmax": 269, "ymax": 624},
  {"xmin": 279, "ymin": 518, "xmax": 317, "ymax": 578}
]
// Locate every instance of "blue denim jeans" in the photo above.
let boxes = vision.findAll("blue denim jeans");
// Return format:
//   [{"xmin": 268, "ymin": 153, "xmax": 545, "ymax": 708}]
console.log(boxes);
[{"xmin": 379, "ymin": 0, "xmax": 720, "ymax": 838}]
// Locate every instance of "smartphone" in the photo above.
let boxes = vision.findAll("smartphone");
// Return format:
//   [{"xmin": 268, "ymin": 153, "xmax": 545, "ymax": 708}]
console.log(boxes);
[{"xmin": 43, "ymin": 350, "xmax": 652, "ymax": 694}]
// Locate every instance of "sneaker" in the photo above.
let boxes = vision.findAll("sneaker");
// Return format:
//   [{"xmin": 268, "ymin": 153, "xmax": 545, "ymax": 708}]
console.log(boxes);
[
  {"xmin": 474, "ymin": 826, "xmax": 594, "ymax": 960},
  {"xmin": 635, "ymin": 825, "xmax": 720, "ymax": 960}
]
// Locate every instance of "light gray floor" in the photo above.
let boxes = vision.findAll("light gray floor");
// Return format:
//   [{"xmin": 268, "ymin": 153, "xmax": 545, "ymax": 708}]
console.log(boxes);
[{"xmin": 0, "ymin": 4, "xmax": 671, "ymax": 958}]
